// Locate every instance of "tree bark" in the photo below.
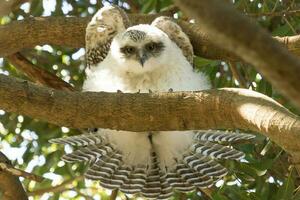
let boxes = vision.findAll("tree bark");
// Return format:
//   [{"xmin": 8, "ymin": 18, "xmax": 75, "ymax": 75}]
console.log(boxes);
[
  {"xmin": 0, "ymin": 10, "xmax": 176, "ymax": 57},
  {"xmin": 1, "ymin": 15, "xmax": 300, "ymax": 61},
  {"xmin": 0, "ymin": 152, "xmax": 28, "ymax": 200},
  {"xmin": 7, "ymin": 53, "xmax": 75, "ymax": 91},
  {"xmin": 0, "ymin": 74, "xmax": 300, "ymax": 158}
]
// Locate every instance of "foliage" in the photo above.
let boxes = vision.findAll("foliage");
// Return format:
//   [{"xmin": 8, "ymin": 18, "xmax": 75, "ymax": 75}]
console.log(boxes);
[{"xmin": 0, "ymin": 0, "xmax": 300, "ymax": 199}]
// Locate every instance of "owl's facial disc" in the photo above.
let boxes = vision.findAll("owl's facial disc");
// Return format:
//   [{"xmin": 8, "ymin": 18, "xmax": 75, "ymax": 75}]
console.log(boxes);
[{"xmin": 111, "ymin": 25, "xmax": 170, "ymax": 73}]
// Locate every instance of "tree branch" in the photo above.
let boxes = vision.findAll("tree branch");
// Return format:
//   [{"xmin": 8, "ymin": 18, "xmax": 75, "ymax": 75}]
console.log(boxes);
[
  {"xmin": 247, "ymin": 9, "xmax": 300, "ymax": 17},
  {"xmin": 174, "ymin": 0, "xmax": 300, "ymax": 109},
  {"xmin": 110, "ymin": 189, "xmax": 118, "ymax": 200},
  {"xmin": 274, "ymin": 35, "xmax": 300, "ymax": 57},
  {"xmin": 27, "ymin": 175, "xmax": 84, "ymax": 196},
  {"xmin": 7, "ymin": 53, "xmax": 75, "ymax": 91},
  {"xmin": 0, "ymin": 10, "xmax": 176, "ymax": 57},
  {"xmin": 0, "ymin": 74, "xmax": 300, "ymax": 160},
  {"xmin": 0, "ymin": 162, "xmax": 44, "ymax": 182},
  {"xmin": 0, "ymin": 152, "xmax": 28, "ymax": 200},
  {"xmin": 1, "ymin": 14, "xmax": 300, "ymax": 61},
  {"xmin": 228, "ymin": 62, "xmax": 247, "ymax": 88}
]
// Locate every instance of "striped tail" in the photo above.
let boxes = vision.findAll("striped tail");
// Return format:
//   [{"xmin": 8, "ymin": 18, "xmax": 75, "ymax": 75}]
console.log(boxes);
[{"xmin": 50, "ymin": 130, "xmax": 255, "ymax": 199}]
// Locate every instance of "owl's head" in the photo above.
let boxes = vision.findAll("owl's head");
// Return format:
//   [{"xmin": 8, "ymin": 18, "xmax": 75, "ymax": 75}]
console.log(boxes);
[{"xmin": 110, "ymin": 24, "xmax": 175, "ymax": 73}]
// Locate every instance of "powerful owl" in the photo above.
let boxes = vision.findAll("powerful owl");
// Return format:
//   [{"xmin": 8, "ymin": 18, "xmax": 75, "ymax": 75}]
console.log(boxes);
[{"xmin": 51, "ymin": 6, "xmax": 254, "ymax": 199}]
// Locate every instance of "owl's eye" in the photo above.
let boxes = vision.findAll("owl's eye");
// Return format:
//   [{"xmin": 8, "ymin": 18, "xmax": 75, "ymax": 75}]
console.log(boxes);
[
  {"xmin": 145, "ymin": 42, "xmax": 157, "ymax": 51},
  {"xmin": 122, "ymin": 46, "xmax": 136, "ymax": 54}
]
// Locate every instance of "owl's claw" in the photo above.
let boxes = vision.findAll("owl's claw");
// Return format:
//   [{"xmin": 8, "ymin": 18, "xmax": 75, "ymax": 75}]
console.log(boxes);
[
  {"xmin": 136, "ymin": 89, "xmax": 141, "ymax": 94},
  {"xmin": 148, "ymin": 89, "xmax": 153, "ymax": 93},
  {"xmin": 117, "ymin": 90, "xmax": 123, "ymax": 93},
  {"xmin": 168, "ymin": 88, "xmax": 173, "ymax": 92}
]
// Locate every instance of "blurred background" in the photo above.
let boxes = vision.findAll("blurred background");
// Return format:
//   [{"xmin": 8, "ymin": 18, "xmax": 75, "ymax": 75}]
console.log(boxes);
[{"xmin": 0, "ymin": 0, "xmax": 300, "ymax": 199}]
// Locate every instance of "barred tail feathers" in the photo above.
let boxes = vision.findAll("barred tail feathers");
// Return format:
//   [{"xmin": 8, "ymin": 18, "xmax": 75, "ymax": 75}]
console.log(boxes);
[
  {"xmin": 51, "ymin": 130, "xmax": 254, "ymax": 199},
  {"xmin": 51, "ymin": 130, "xmax": 154, "ymax": 196},
  {"xmin": 49, "ymin": 132, "xmax": 105, "ymax": 146},
  {"xmin": 153, "ymin": 130, "xmax": 254, "ymax": 188},
  {"xmin": 195, "ymin": 130, "xmax": 255, "ymax": 143}
]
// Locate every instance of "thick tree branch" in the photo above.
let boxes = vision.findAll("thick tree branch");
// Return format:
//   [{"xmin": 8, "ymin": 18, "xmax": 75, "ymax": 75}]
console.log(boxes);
[
  {"xmin": 0, "ymin": 152, "xmax": 28, "ymax": 200},
  {"xmin": 1, "ymin": 15, "xmax": 300, "ymax": 61},
  {"xmin": 175, "ymin": 0, "xmax": 300, "ymax": 109},
  {"xmin": 274, "ymin": 35, "xmax": 300, "ymax": 57},
  {"xmin": 0, "ymin": 74, "xmax": 300, "ymax": 159},
  {"xmin": 0, "ymin": 10, "xmax": 176, "ymax": 57}
]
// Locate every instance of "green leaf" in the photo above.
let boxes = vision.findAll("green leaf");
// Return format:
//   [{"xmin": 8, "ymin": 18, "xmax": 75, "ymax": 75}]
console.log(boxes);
[
  {"xmin": 275, "ymin": 169, "xmax": 295, "ymax": 200},
  {"xmin": 141, "ymin": 0, "xmax": 157, "ymax": 13}
]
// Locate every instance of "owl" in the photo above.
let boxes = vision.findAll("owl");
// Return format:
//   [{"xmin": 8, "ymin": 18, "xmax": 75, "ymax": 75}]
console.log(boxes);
[{"xmin": 50, "ymin": 5, "xmax": 254, "ymax": 199}]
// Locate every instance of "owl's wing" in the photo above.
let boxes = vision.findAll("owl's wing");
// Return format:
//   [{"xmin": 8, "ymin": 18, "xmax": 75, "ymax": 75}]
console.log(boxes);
[
  {"xmin": 85, "ymin": 5, "xmax": 130, "ymax": 68},
  {"xmin": 151, "ymin": 16, "xmax": 194, "ymax": 65}
]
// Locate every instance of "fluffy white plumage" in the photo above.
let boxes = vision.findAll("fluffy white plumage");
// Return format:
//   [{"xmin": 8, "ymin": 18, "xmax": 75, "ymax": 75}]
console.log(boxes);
[
  {"xmin": 51, "ymin": 5, "xmax": 254, "ymax": 199},
  {"xmin": 83, "ymin": 22, "xmax": 211, "ymax": 169},
  {"xmin": 84, "ymin": 24, "xmax": 210, "ymax": 93}
]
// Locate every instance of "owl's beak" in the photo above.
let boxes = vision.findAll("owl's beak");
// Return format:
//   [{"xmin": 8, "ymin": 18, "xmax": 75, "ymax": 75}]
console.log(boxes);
[{"xmin": 138, "ymin": 52, "xmax": 148, "ymax": 67}]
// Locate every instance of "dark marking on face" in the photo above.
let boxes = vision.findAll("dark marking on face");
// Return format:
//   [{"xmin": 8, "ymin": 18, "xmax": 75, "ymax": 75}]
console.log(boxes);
[
  {"xmin": 120, "ymin": 46, "xmax": 136, "ymax": 56},
  {"xmin": 144, "ymin": 42, "xmax": 165, "ymax": 57},
  {"xmin": 123, "ymin": 30, "xmax": 146, "ymax": 42},
  {"xmin": 120, "ymin": 41, "xmax": 165, "ymax": 66},
  {"xmin": 148, "ymin": 132, "xmax": 153, "ymax": 144}
]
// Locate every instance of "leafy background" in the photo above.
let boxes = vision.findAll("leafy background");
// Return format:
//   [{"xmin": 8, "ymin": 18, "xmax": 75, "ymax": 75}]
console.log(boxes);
[{"xmin": 0, "ymin": 0, "xmax": 300, "ymax": 199}]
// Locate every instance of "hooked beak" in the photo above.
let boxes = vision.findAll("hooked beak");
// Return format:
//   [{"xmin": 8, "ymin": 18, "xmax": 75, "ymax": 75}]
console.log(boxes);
[{"xmin": 138, "ymin": 52, "xmax": 148, "ymax": 67}]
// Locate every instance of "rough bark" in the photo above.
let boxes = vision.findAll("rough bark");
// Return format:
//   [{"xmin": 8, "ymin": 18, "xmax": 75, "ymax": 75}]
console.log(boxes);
[
  {"xmin": 0, "ymin": 152, "xmax": 28, "ymax": 200},
  {"xmin": 174, "ymin": 0, "xmax": 300, "ymax": 109},
  {"xmin": 1, "ymin": 15, "xmax": 300, "ymax": 61},
  {"xmin": 0, "ymin": 74, "xmax": 300, "ymax": 159},
  {"xmin": 0, "ymin": 10, "xmax": 176, "ymax": 57}
]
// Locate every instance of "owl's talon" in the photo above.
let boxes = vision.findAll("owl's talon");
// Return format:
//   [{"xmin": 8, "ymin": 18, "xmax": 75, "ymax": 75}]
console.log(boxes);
[
  {"xmin": 148, "ymin": 89, "xmax": 153, "ymax": 93},
  {"xmin": 117, "ymin": 90, "xmax": 123, "ymax": 93},
  {"xmin": 88, "ymin": 128, "xmax": 98, "ymax": 133},
  {"xmin": 168, "ymin": 88, "xmax": 173, "ymax": 92},
  {"xmin": 136, "ymin": 89, "xmax": 141, "ymax": 94}
]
